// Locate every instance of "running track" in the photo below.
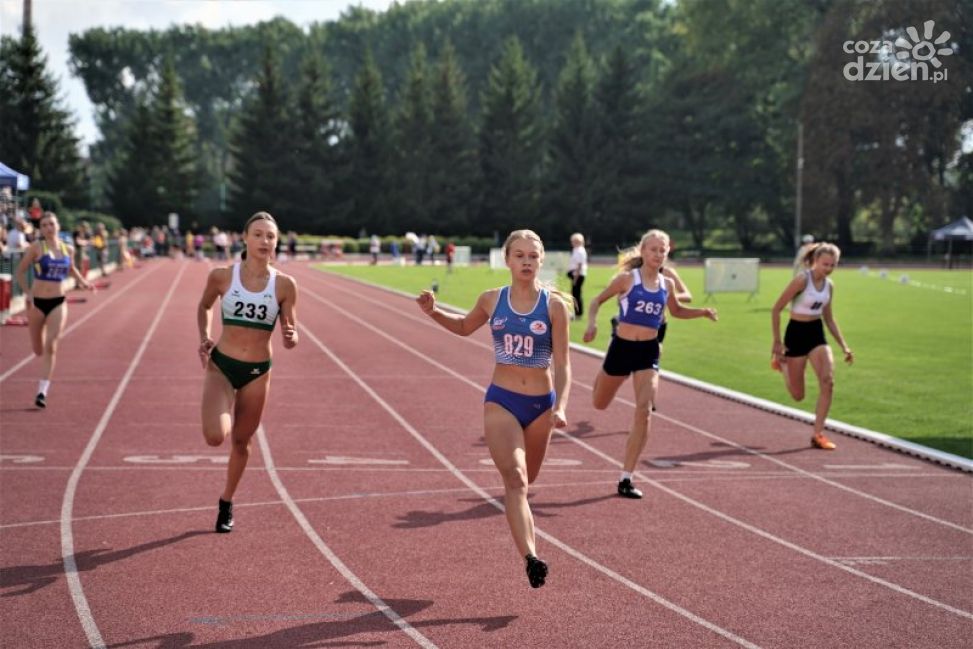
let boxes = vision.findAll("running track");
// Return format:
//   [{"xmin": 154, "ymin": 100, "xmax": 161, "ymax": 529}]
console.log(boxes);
[{"xmin": 1, "ymin": 258, "xmax": 970, "ymax": 648}]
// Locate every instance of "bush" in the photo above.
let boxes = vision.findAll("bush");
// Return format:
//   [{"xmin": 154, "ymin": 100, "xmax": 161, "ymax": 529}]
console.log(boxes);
[{"xmin": 65, "ymin": 210, "xmax": 123, "ymax": 234}]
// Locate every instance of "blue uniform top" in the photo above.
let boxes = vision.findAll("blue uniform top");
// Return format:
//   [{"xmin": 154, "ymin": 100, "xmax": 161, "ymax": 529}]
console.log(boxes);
[
  {"xmin": 33, "ymin": 240, "xmax": 72, "ymax": 283},
  {"xmin": 617, "ymin": 268, "xmax": 668, "ymax": 329},
  {"xmin": 490, "ymin": 286, "xmax": 553, "ymax": 369}
]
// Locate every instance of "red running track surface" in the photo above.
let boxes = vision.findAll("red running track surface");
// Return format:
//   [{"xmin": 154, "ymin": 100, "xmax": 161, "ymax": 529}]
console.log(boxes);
[{"xmin": 1, "ymin": 259, "xmax": 970, "ymax": 648}]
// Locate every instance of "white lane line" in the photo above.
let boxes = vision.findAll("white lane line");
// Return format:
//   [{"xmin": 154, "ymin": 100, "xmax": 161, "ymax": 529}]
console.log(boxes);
[
  {"xmin": 0, "ymin": 263, "xmax": 163, "ymax": 383},
  {"xmin": 60, "ymin": 262, "xmax": 187, "ymax": 649},
  {"xmin": 298, "ymin": 305, "xmax": 762, "ymax": 648},
  {"xmin": 255, "ymin": 425, "xmax": 439, "ymax": 649},
  {"xmin": 309, "ymin": 286, "xmax": 973, "ymax": 622},
  {"xmin": 1, "ymin": 479, "xmax": 620, "ymax": 531},
  {"xmin": 308, "ymin": 271, "xmax": 973, "ymax": 533}
]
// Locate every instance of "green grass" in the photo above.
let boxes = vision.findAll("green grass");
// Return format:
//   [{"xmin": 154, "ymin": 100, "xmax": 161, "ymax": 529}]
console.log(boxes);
[{"xmin": 319, "ymin": 262, "xmax": 973, "ymax": 459}]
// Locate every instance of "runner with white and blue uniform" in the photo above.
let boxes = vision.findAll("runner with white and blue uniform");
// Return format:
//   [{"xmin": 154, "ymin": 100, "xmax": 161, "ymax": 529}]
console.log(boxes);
[{"xmin": 417, "ymin": 229, "xmax": 573, "ymax": 590}]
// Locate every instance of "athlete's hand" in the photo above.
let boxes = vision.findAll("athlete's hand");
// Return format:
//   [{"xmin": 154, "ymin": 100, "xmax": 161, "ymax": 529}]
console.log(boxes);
[
  {"xmin": 843, "ymin": 348, "xmax": 854, "ymax": 365},
  {"xmin": 703, "ymin": 308, "xmax": 718, "ymax": 322},
  {"xmin": 281, "ymin": 323, "xmax": 298, "ymax": 349},
  {"xmin": 552, "ymin": 407, "xmax": 568, "ymax": 429},
  {"xmin": 416, "ymin": 290, "xmax": 436, "ymax": 315},
  {"xmin": 582, "ymin": 323, "xmax": 597, "ymax": 343},
  {"xmin": 199, "ymin": 338, "xmax": 215, "ymax": 369}
]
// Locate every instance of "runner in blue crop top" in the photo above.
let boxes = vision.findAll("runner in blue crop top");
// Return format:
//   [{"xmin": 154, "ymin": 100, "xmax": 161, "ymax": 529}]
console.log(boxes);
[
  {"xmin": 417, "ymin": 229, "xmax": 572, "ymax": 589},
  {"xmin": 583, "ymin": 230, "xmax": 717, "ymax": 500},
  {"xmin": 15, "ymin": 212, "xmax": 92, "ymax": 409},
  {"xmin": 197, "ymin": 211, "xmax": 299, "ymax": 534}
]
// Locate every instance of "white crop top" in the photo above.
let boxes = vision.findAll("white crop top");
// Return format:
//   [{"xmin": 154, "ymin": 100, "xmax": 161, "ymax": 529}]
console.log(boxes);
[
  {"xmin": 790, "ymin": 270, "xmax": 831, "ymax": 317},
  {"xmin": 221, "ymin": 263, "xmax": 280, "ymax": 331}
]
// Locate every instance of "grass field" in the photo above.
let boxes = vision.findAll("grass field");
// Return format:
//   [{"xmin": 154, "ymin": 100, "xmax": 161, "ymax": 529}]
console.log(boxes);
[{"xmin": 319, "ymin": 261, "xmax": 973, "ymax": 459}]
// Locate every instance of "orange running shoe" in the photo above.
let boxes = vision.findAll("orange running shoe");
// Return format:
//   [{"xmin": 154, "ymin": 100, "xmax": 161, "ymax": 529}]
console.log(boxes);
[{"xmin": 811, "ymin": 433, "xmax": 836, "ymax": 450}]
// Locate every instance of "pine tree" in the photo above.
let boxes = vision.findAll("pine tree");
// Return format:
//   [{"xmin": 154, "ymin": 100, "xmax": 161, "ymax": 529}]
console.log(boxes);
[
  {"xmin": 395, "ymin": 43, "xmax": 434, "ymax": 235},
  {"xmin": 108, "ymin": 99, "xmax": 156, "ymax": 225},
  {"xmin": 594, "ymin": 45, "xmax": 648, "ymax": 246},
  {"xmin": 347, "ymin": 48, "xmax": 394, "ymax": 235},
  {"xmin": 428, "ymin": 41, "xmax": 480, "ymax": 236},
  {"xmin": 292, "ymin": 48, "xmax": 345, "ymax": 233},
  {"xmin": 227, "ymin": 46, "xmax": 297, "ymax": 224},
  {"xmin": 479, "ymin": 37, "xmax": 544, "ymax": 237},
  {"xmin": 149, "ymin": 58, "xmax": 199, "ymax": 221},
  {"xmin": 546, "ymin": 32, "xmax": 599, "ymax": 242},
  {"xmin": 0, "ymin": 26, "xmax": 85, "ymax": 206}
]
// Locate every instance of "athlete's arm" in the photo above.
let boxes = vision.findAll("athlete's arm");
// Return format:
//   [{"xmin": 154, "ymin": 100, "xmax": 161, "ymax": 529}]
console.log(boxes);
[
  {"xmin": 770, "ymin": 273, "xmax": 807, "ymax": 358},
  {"xmin": 822, "ymin": 284, "xmax": 853, "ymax": 364},
  {"xmin": 66, "ymin": 244, "xmax": 92, "ymax": 290},
  {"xmin": 663, "ymin": 266, "xmax": 692, "ymax": 302},
  {"xmin": 550, "ymin": 295, "xmax": 571, "ymax": 428},
  {"xmin": 278, "ymin": 273, "xmax": 299, "ymax": 350},
  {"xmin": 582, "ymin": 273, "xmax": 630, "ymax": 343},
  {"xmin": 417, "ymin": 288, "xmax": 493, "ymax": 336},
  {"xmin": 665, "ymin": 278, "xmax": 717, "ymax": 320},
  {"xmin": 197, "ymin": 268, "xmax": 226, "ymax": 368},
  {"xmin": 14, "ymin": 243, "xmax": 39, "ymax": 300}
]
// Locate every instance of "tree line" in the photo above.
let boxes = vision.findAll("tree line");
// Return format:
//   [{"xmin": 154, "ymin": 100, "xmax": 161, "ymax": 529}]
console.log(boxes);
[{"xmin": 2, "ymin": 0, "xmax": 969, "ymax": 253}]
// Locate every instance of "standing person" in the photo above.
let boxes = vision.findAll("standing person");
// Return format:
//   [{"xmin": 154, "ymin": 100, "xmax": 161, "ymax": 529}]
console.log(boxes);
[
  {"xmin": 567, "ymin": 233, "xmax": 587, "ymax": 317},
  {"xmin": 583, "ymin": 230, "xmax": 717, "ymax": 499},
  {"xmin": 197, "ymin": 211, "xmax": 299, "ymax": 533},
  {"xmin": 416, "ymin": 229, "xmax": 572, "ymax": 588},
  {"xmin": 445, "ymin": 240, "xmax": 456, "ymax": 273},
  {"xmin": 771, "ymin": 242, "xmax": 853, "ymax": 450},
  {"xmin": 369, "ymin": 234, "xmax": 381, "ymax": 265},
  {"xmin": 27, "ymin": 198, "xmax": 42, "ymax": 229},
  {"xmin": 15, "ymin": 212, "xmax": 93, "ymax": 408}
]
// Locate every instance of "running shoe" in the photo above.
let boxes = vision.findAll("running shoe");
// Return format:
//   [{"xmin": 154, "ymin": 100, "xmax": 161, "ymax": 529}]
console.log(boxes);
[
  {"xmin": 215, "ymin": 498, "xmax": 234, "ymax": 533},
  {"xmin": 811, "ymin": 433, "xmax": 836, "ymax": 450},
  {"xmin": 617, "ymin": 478, "xmax": 643, "ymax": 499},
  {"xmin": 525, "ymin": 554, "xmax": 548, "ymax": 588},
  {"xmin": 35, "ymin": 393, "xmax": 46, "ymax": 409}
]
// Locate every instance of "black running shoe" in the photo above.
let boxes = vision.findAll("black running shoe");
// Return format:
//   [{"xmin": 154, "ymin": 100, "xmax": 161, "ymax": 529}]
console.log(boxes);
[
  {"xmin": 525, "ymin": 554, "xmax": 548, "ymax": 588},
  {"xmin": 215, "ymin": 498, "xmax": 234, "ymax": 533},
  {"xmin": 35, "ymin": 393, "xmax": 46, "ymax": 409},
  {"xmin": 610, "ymin": 316, "xmax": 619, "ymax": 338},
  {"xmin": 617, "ymin": 478, "xmax": 643, "ymax": 499}
]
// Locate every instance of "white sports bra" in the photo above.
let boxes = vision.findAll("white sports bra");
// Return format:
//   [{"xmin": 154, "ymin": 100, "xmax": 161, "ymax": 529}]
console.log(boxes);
[
  {"xmin": 790, "ymin": 270, "xmax": 831, "ymax": 317},
  {"xmin": 221, "ymin": 263, "xmax": 280, "ymax": 331}
]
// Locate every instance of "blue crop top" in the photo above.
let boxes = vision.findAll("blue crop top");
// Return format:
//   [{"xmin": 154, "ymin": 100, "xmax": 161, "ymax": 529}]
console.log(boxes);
[
  {"xmin": 489, "ymin": 286, "xmax": 552, "ymax": 369},
  {"xmin": 33, "ymin": 240, "xmax": 72, "ymax": 283},
  {"xmin": 617, "ymin": 268, "xmax": 668, "ymax": 329}
]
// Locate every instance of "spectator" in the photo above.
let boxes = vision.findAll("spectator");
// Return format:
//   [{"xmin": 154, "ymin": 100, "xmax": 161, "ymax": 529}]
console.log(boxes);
[{"xmin": 369, "ymin": 234, "xmax": 381, "ymax": 265}]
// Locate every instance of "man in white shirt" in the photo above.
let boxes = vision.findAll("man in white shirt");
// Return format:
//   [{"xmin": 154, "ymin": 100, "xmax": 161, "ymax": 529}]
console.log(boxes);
[{"xmin": 567, "ymin": 232, "xmax": 587, "ymax": 317}]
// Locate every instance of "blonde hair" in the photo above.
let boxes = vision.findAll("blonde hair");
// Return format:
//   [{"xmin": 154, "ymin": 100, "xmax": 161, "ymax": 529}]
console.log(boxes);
[
  {"xmin": 799, "ymin": 242, "xmax": 841, "ymax": 268},
  {"xmin": 501, "ymin": 229, "xmax": 575, "ymax": 312},
  {"xmin": 619, "ymin": 229, "xmax": 670, "ymax": 271}
]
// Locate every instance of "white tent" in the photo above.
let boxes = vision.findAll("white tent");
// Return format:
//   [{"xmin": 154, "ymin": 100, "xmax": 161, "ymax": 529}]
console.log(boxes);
[{"xmin": 928, "ymin": 217, "xmax": 973, "ymax": 267}]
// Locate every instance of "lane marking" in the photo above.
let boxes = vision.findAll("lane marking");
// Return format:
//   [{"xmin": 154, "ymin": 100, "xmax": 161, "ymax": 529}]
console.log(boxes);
[
  {"xmin": 123, "ymin": 454, "xmax": 228, "ymax": 464},
  {"xmin": 0, "ymin": 454, "xmax": 44, "ymax": 464},
  {"xmin": 308, "ymin": 456, "xmax": 410, "ymax": 466},
  {"xmin": 307, "ymin": 284, "xmax": 973, "ymax": 621},
  {"xmin": 298, "ymin": 301, "xmax": 762, "ymax": 648},
  {"xmin": 822, "ymin": 463, "xmax": 919, "ymax": 470},
  {"xmin": 306, "ymin": 271, "xmax": 973, "ymax": 533},
  {"xmin": 60, "ymin": 262, "xmax": 187, "ymax": 649},
  {"xmin": 256, "ymin": 425, "xmax": 439, "ymax": 649},
  {"xmin": 0, "ymin": 263, "xmax": 163, "ymax": 383}
]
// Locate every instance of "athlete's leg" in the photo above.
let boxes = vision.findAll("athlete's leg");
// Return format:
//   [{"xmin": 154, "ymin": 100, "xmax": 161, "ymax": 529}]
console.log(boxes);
[
  {"xmin": 782, "ymin": 355, "xmax": 808, "ymax": 401},
  {"xmin": 484, "ymin": 402, "xmax": 535, "ymax": 558},
  {"xmin": 591, "ymin": 370, "xmax": 627, "ymax": 410},
  {"xmin": 220, "ymin": 372, "xmax": 270, "ymax": 502},
  {"xmin": 40, "ymin": 303, "xmax": 67, "ymax": 381},
  {"xmin": 524, "ymin": 410, "xmax": 554, "ymax": 484},
  {"xmin": 622, "ymin": 369, "xmax": 658, "ymax": 473},
  {"xmin": 201, "ymin": 364, "xmax": 234, "ymax": 446},
  {"xmin": 807, "ymin": 345, "xmax": 835, "ymax": 436}
]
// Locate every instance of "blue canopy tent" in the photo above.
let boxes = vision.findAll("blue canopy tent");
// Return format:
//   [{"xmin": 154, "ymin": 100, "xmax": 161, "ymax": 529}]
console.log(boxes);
[{"xmin": 0, "ymin": 161, "xmax": 30, "ymax": 191}]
